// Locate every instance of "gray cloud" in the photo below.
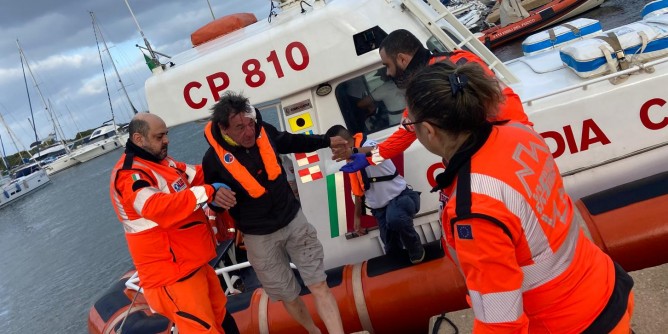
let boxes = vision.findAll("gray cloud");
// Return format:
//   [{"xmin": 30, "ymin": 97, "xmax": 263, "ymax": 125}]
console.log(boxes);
[{"xmin": 0, "ymin": 0, "xmax": 269, "ymax": 154}]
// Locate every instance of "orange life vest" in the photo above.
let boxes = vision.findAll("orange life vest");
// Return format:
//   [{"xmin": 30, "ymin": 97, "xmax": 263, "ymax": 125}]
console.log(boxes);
[
  {"xmin": 442, "ymin": 123, "xmax": 614, "ymax": 333},
  {"xmin": 349, "ymin": 133, "xmax": 367, "ymax": 197},
  {"xmin": 203, "ymin": 121, "xmax": 281, "ymax": 198},
  {"xmin": 110, "ymin": 154, "xmax": 216, "ymax": 289}
]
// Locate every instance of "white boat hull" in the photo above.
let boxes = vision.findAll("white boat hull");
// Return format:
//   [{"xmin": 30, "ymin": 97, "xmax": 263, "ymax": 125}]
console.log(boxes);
[
  {"xmin": 0, "ymin": 169, "xmax": 51, "ymax": 209},
  {"xmin": 71, "ymin": 133, "xmax": 128, "ymax": 163},
  {"xmin": 44, "ymin": 155, "xmax": 81, "ymax": 175}
]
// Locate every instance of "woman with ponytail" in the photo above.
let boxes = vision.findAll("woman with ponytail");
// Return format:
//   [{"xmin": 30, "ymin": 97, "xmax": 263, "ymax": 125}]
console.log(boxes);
[{"xmin": 405, "ymin": 62, "xmax": 634, "ymax": 334}]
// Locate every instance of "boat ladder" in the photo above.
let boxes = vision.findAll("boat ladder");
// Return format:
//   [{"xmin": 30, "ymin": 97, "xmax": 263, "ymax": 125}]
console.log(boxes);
[{"xmin": 402, "ymin": 0, "xmax": 519, "ymax": 84}]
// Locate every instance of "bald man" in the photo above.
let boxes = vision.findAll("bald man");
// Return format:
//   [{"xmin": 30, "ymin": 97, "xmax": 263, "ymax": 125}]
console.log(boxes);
[{"xmin": 109, "ymin": 113, "xmax": 239, "ymax": 333}]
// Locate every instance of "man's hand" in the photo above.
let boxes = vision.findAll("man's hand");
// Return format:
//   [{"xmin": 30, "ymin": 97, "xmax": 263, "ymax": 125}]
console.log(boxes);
[
  {"xmin": 329, "ymin": 136, "xmax": 350, "ymax": 162},
  {"xmin": 212, "ymin": 183, "xmax": 237, "ymax": 210},
  {"xmin": 340, "ymin": 153, "xmax": 370, "ymax": 173}
]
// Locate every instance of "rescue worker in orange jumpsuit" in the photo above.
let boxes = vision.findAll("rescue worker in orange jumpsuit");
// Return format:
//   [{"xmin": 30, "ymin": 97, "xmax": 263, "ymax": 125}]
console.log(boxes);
[
  {"xmin": 403, "ymin": 61, "xmax": 635, "ymax": 333},
  {"xmin": 110, "ymin": 113, "xmax": 239, "ymax": 334},
  {"xmin": 201, "ymin": 91, "xmax": 345, "ymax": 334},
  {"xmin": 332, "ymin": 28, "xmax": 531, "ymax": 168}
]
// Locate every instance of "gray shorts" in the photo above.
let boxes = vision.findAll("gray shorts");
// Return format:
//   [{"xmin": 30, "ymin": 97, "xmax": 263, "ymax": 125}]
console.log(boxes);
[{"xmin": 243, "ymin": 209, "xmax": 326, "ymax": 301}]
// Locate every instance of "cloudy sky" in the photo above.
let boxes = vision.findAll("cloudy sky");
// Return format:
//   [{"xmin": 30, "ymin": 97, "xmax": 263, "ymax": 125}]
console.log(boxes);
[{"xmin": 0, "ymin": 0, "xmax": 269, "ymax": 155}]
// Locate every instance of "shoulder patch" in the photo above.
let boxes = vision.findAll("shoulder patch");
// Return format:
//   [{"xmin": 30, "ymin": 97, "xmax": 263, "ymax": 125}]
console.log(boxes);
[
  {"xmin": 456, "ymin": 224, "xmax": 473, "ymax": 240},
  {"xmin": 223, "ymin": 153, "xmax": 235, "ymax": 164}
]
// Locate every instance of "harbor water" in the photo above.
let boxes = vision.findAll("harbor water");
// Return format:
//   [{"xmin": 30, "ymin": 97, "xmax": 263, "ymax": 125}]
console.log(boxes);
[{"xmin": 0, "ymin": 1, "xmax": 666, "ymax": 332}]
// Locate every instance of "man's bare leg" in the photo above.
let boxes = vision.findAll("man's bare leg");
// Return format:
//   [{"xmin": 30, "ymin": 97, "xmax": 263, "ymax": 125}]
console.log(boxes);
[
  {"xmin": 308, "ymin": 281, "xmax": 344, "ymax": 334},
  {"xmin": 282, "ymin": 296, "xmax": 322, "ymax": 334}
]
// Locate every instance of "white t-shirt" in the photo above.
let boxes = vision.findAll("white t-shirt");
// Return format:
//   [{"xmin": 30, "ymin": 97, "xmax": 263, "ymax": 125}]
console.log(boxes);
[{"xmin": 361, "ymin": 139, "xmax": 407, "ymax": 209}]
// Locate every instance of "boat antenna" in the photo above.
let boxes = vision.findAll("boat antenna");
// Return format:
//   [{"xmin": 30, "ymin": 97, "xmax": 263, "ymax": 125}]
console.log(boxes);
[
  {"xmin": 123, "ymin": 0, "xmax": 162, "ymax": 70},
  {"xmin": 205, "ymin": 0, "xmax": 216, "ymax": 20},
  {"xmin": 17, "ymin": 40, "xmax": 41, "ymax": 160},
  {"xmin": 91, "ymin": 12, "xmax": 139, "ymax": 114},
  {"xmin": 91, "ymin": 12, "xmax": 119, "ymax": 134}
]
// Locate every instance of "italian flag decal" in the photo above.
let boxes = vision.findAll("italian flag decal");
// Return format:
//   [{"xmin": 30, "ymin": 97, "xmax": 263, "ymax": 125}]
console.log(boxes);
[
  {"xmin": 326, "ymin": 172, "xmax": 347, "ymax": 238},
  {"xmin": 325, "ymin": 154, "xmax": 404, "ymax": 238}
]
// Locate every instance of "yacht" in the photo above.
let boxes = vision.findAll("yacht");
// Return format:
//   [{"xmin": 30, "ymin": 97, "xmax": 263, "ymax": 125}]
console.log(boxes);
[
  {"xmin": 69, "ymin": 123, "xmax": 128, "ymax": 163},
  {"xmin": 31, "ymin": 143, "xmax": 80, "ymax": 175},
  {"xmin": 0, "ymin": 162, "xmax": 50, "ymax": 209}
]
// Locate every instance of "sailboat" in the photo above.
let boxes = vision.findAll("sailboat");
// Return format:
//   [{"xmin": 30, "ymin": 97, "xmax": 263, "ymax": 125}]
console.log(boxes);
[
  {"xmin": 68, "ymin": 12, "xmax": 136, "ymax": 164},
  {"xmin": 0, "ymin": 52, "xmax": 51, "ymax": 209},
  {"xmin": 16, "ymin": 40, "xmax": 80, "ymax": 175}
]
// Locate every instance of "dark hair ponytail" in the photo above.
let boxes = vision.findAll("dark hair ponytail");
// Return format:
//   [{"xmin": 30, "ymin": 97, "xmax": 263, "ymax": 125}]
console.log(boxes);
[{"xmin": 405, "ymin": 62, "xmax": 502, "ymax": 134}]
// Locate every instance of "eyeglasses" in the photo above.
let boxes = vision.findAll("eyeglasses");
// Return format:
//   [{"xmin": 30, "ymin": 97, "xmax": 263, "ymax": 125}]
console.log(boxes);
[{"xmin": 401, "ymin": 118, "xmax": 425, "ymax": 132}]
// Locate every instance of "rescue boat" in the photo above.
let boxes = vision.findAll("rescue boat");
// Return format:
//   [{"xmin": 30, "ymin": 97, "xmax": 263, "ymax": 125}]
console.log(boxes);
[
  {"xmin": 478, "ymin": 0, "xmax": 605, "ymax": 48},
  {"xmin": 89, "ymin": 0, "xmax": 668, "ymax": 332}
]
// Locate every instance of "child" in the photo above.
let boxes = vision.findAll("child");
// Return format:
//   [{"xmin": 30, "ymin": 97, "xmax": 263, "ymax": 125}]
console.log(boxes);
[{"xmin": 326, "ymin": 125, "xmax": 425, "ymax": 264}]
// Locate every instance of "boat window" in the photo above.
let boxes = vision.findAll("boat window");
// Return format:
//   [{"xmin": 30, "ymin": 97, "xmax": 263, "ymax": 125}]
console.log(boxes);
[
  {"xmin": 353, "ymin": 26, "xmax": 388, "ymax": 56},
  {"xmin": 335, "ymin": 69, "xmax": 405, "ymax": 135},
  {"xmin": 426, "ymin": 36, "xmax": 448, "ymax": 53},
  {"xmin": 257, "ymin": 102, "xmax": 283, "ymax": 131},
  {"xmin": 426, "ymin": 30, "xmax": 473, "ymax": 53}
]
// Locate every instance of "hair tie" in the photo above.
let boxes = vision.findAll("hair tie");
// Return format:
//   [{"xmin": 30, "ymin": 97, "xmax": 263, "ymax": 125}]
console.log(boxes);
[{"xmin": 448, "ymin": 73, "xmax": 468, "ymax": 96}]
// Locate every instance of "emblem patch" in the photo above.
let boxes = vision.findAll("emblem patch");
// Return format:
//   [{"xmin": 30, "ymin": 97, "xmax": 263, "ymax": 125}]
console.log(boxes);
[
  {"xmin": 224, "ymin": 153, "xmax": 234, "ymax": 164},
  {"xmin": 172, "ymin": 178, "xmax": 187, "ymax": 192},
  {"xmin": 456, "ymin": 225, "xmax": 473, "ymax": 240},
  {"xmin": 439, "ymin": 191, "xmax": 450, "ymax": 205}
]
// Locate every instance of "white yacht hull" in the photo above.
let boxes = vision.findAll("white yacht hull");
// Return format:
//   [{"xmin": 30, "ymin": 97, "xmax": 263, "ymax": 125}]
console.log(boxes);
[
  {"xmin": 0, "ymin": 169, "xmax": 51, "ymax": 209},
  {"xmin": 71, "ymin": 133, "xmax": 128, "ymax": 163},
  {"xmin": 44, "ymin": 155, "xmax": 81, "ymax": 175}
]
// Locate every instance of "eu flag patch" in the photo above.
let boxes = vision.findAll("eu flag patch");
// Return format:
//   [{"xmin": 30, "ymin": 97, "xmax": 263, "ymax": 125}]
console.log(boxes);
[{"xmin": 457, "ymin": 225, "xmax": 473, "ymax": 240}]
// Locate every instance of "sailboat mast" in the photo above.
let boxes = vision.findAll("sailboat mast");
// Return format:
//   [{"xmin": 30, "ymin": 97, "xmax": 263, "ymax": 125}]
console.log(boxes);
[
  {"xmin": 91, "ymin": 12, "xmax": 139, "ymax": 114},
  {"xmin": 90, "ymin": 12, "xmax": 118, "ymax": 133},
  {"xmin": 16, "ymin": 40, "xmax": 71, "ymax": 154},
  {"xmin": 0, "ymin": 132, "xmax": 10, "ymax": 171},
  {"xmin": 17, "ymin": 40, "xmax": 40, "ymax": 159}
]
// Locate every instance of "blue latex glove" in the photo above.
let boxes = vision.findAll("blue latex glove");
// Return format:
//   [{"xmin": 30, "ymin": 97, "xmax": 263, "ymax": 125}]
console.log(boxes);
[
  {"xmin": 340, "ymin": 153, "xmax": 370, "ymax": 173},
  {"xmin": 212, "ymin": 182, "xmax": 231, "ymax": 191},
  {"xmin": 210, "ymin": 183, "xmax": 231, "ymax": 209}
]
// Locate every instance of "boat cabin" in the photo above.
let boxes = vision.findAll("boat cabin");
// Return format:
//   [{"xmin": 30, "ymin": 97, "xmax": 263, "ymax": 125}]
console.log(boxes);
[{"xmin": 144, "ymin": 0, "xmax": 668, "ymax": 269}]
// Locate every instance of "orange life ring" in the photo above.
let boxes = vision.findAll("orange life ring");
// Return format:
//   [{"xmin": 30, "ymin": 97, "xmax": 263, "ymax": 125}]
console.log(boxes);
[{"xmin": 191, "ymin": 13, "xmax": 258, "ymax": 46}]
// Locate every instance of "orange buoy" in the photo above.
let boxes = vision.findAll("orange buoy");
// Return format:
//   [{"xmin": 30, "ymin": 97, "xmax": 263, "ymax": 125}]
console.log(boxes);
[
  {"xmin": 230, "ymin": 242, "xmax": 469, "ymax": 333},
  {"xmin": 191, "ymin": 13, "xmax": 257, "ymax": 47},
  {"xmin": 576, "ymin": 172, "xmax": 668, "ymax": 272}
]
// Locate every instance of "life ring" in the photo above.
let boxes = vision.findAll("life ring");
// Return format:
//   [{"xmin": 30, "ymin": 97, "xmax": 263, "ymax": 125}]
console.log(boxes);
[{"xmin": 191, "ymin": 13, "xmax": 257, "ymax": 47}]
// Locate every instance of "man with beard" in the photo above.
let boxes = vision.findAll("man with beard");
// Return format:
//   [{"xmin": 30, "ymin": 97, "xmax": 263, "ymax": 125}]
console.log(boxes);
[
  {"xmin": 109, "ymin": 113, "xmax": 239, "ymax": 334},
  {"xmin": 333, "ymin": 29, "xmax": 530, "ymax": 169}
]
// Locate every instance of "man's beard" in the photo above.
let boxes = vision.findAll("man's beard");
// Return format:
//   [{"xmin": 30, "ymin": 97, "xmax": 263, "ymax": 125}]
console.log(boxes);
[
  {"xmin": 391, "ymin": 66, "xmax": 408, "ymax": 89},
  {"xmin": 143, "ymin": 143, "xmax": 168, "ymax": 160}
]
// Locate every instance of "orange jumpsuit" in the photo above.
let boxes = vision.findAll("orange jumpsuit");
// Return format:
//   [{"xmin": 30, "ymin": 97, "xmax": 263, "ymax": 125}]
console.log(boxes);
[
  {"xmin": 110, "ymin": 145, "xmax": 236, "ymax": 334},
  {"xmin": 437, "ymin": 122, "xmax": 633, "ymax": 333},
  {"xmin": 368, "ymin": 50, "xmax": 531, "ymax": 165}
]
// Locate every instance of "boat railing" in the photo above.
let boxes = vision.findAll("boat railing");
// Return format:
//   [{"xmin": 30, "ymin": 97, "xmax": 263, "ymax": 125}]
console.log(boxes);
[
  {"xmin": 124, "ymin": 261, "xmax": 298, "ymax": 296},
  {"xmin": 522, "ymin": 55, "xmax": 668, "ymax": 106}
]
